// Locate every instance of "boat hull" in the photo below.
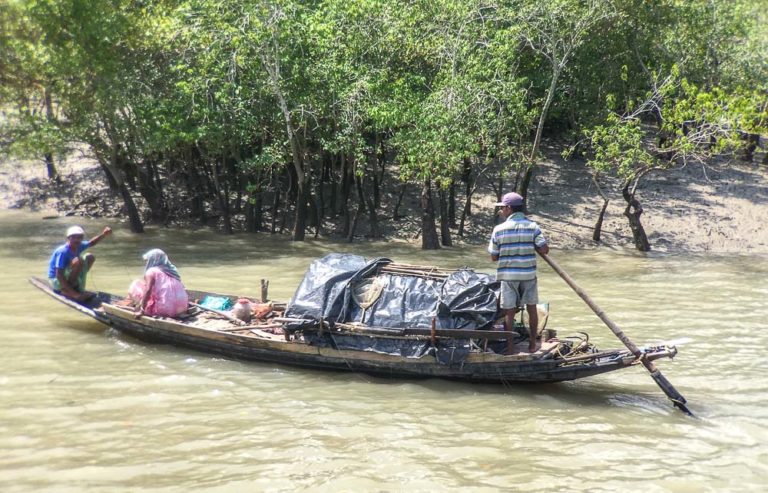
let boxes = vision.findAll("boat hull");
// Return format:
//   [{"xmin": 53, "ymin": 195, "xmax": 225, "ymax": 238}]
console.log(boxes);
[
  {"xmin": 30, "ymin": 277, "xmax": 672, "ymax": 385},
  {"xmin": 103, "ymin": 311, "xmax": 651, "ymax": 383}
]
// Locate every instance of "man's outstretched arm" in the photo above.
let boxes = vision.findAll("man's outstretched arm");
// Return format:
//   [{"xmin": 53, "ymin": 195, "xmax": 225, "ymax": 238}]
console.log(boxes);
[{"xmin": 88, "ymin": 226, "xmax": 113, "ymax": 247}]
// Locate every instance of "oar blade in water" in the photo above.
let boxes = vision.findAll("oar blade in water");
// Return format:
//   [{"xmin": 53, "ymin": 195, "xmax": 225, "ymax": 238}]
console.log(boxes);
[{"xmin": 648, "ymin": 368, "xmax": 695, "ymax": 417}]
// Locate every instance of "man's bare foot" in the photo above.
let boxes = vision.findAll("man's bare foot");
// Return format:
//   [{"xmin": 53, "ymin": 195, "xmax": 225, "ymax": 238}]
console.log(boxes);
[
  {"xmin": 528, "ymin": 343, "xmax": 538, "ymax": 353},
  {"xmin": 61, "ymin": 288, "xmax": 82, "ymax": 300},
  {"xmin": 74, "ymin": 291, "xmax": 96, "ymax": 303}
]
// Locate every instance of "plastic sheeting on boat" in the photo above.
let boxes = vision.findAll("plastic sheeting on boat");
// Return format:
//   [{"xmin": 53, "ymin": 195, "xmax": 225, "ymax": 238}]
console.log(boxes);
[{"xmin": 285, "ymin": 253, "xmax": 500, "ymax": 362}]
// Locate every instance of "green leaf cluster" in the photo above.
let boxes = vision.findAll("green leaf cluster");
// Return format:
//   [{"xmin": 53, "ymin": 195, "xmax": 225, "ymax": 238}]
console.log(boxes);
[{"xmin": 1, "ymin": 0, "xmax": 765, "ymax": 235}]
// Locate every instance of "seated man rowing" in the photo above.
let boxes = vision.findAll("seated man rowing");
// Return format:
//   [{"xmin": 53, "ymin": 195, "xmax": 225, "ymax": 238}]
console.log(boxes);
[{"xmin": 48, "ymin": 225, "xmax": 112, "ymax": 302}]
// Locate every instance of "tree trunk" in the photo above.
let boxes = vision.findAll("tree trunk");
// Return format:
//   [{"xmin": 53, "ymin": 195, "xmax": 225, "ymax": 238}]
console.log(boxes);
[
  {"xmin": 354, "ymin": 171, "xmax": 367, "ymax": 214},
  {"xmin": 370, "ymin": 132, "xmax": 381, "ymax": 209},
  {"xmin": 234, "ymin": 189, "xmax": 243, "ymax": 215},
  {"xmin": 495, "ymin": 167, "xmax": 505, "ymax": 200},
  {"xmin": 593, "ymin": 198, "xmax": 609, "ymax": 243},
  {"xmin": 103, "ymin": 155, "xmax": 143, "ymax": 233},
  {"xmin": 347, "ymin": 206, "xmax": 360, "ymax": 243},
  {"xmin": 393, "ymin": 183, "xmax": 406, "ymax": 220},
  {"xmin": 254, "ymin": 190, "xmax": 264, "ymax": 232},
  {"xmin": 251, "ymin": 169, "xmax": 264, "ymax": 232},
  {"xmin": 245, "ymin": 176, "xmax": 263, "ymax": 234},
  {"xmin": 519, "ymin": 64, "xmax": 562, "ymax": 208},
  {"xmin": 118, "ymin": 183, "xmax": 144, "ymax": 233},
  {"xmin": 308, "ymin": 193, "xmax": 319, "ymax": 238},
  {"xmin": 210, "ymin": 161, "xmax": 233, "ymax": 235},
  {"xmin": 220, "ymin": 196, "xmax": 233, "ymax": 234},
  {"xmin": 137, "ymin": 160, "xmax": 166, "ymax": 223},
  {"xmin": 421, "ymin": 179, "xmax": 440, "ymax": 250},
  {"xmin": 292, "ymin": 176, "xmax": 310, "ymax": 241},
  {"xmin": 458, "ymin": 202, "xmax": 469, "ymax": 237},
  {"xmin": 347, "ymin": 165, "xmax": 365, "ymax": 242},
  {"xmin": 338, "ymin": 153, "xmax": 352, "ymax": 216},
  {"xmin": 459, "ymin": 158, "xmax": 473, "ymax": 235},
  {"xmin": 44, "ymin": 154, "xmax": 59, "ymax": 183},
  {"xmin": 361, "ymin": 144, "xmax": 380, "ymax": 237},
  {"xmin": 328, "ymin": 154, "xmax": 338, "ymax": 216},
  {"xmin": 518, "ymin": 162, "xmax": 535, "ymax": 208},
  {"xmin": 261, "ymin": 47, "xmax": 308, "ymax": 240},
  {"xmin": 372, "ymin": 173, "xmax": 381, "ymax": 211},
  {"xmin": 43, "ymin": 88, "xmax": 60, "ymax": 183},
  {"xmin": 99, "ymin": 160, "xmax": 120, "ymax": 191},
  {"xmin": 186, "ymin": 163, "xmax": 207, "ymax": 225},
  {"xmin": 270, "ymin": 169, "xmax": 280, "ymax": 234},
  {"xmin": 448, "ymin": 182, "xmax": 457, "ymax": 228},
  {"xmin": 314, "ymin": 176, "xmax": 324, "ymax": 238},
  {"xmin": 364, "ymin": 176, "xmax": 380, "ymax": 238},
  {"xmin": 339, "ymin": 154, "xmax": 353, "ymax": 236},
  {"xmin": 378, "ymin": 135, "xmax": 387, "ymax": 184},
  {"xmin": 245, "ymin": 198, "xmax": 256, "ymax": 233},
  {"xmin": 341, "ymin": 206, "xmax": 351, "ymax": 238},
  {"xmin": 741, "ymin": 132, "xmax": 759, "ymax": 162},
  {"xmin": 279, "ymin": 199, "xmax": 288, "ymax": 234},
  {"xmin": 439, "ymin": 188, "xmax": 452, "ymax": 247},
  {"xmin": 622, "ymin": 183, "xmax": 650, "ymax": 251},
  {"xmin": 96, "ymin": 141, "xmax": 143, "ymax": 233},
  {"xmin": 591, "ymin": 175, "xmax": 609, "ymax": 242},
  {"xmin": 458, "ymin": 186, "xmax": 473, "ymax": 238}
]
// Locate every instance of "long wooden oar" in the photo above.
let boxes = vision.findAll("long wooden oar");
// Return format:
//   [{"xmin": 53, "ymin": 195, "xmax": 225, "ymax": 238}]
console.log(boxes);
[{"xmin": 538, "ymin": 252, "xmax": 693, "ymax": 416}]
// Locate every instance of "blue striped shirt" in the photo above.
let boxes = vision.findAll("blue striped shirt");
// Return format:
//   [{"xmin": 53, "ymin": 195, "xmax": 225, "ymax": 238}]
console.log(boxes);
[{"xmin": 488, "ymin": 212, "xmax": 547, "ymax": 281}]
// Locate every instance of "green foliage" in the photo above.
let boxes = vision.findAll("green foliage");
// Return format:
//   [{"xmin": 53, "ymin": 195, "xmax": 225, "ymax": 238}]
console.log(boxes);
[
  {"xmin": 2, "ymin": 0, "xmax": 766, "ymax": 235},
  {"xmin": 585, "ymin": 74, "xmax": 767, "ymax": 181},
  {"xmin": 585, "ymin": 113, "xmax": 655, "ymax": 180}
]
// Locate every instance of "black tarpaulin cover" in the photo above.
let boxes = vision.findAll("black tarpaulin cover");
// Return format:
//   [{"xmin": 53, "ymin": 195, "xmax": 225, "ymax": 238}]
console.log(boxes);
[
  {"xmin": 285, "ymin": 253, "xmax": 500, "ymax": 329},
  {"xmin": 284, "ymin": 254, "xmax": 501, "ymax": 363}
]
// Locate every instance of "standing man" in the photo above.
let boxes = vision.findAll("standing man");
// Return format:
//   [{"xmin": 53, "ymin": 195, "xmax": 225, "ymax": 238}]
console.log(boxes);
[
  {"xmin": 48, "ymin": 225, "xmax": 112, "ymax": 301},
  {"xmin": 488, "ymin": 192, "xmax": 549, "ymax": 354}
]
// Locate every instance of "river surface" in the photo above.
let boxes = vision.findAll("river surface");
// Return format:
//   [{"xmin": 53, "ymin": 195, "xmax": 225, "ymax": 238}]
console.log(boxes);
[{"xmin": 1, "ymin": 210, "xmax": 766, "ymax": 492}]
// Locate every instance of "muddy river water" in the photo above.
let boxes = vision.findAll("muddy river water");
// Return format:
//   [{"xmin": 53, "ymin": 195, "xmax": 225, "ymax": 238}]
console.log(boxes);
[{"xmin": 1, "ymin": 210, "xmax": 766, "ymax": 492}]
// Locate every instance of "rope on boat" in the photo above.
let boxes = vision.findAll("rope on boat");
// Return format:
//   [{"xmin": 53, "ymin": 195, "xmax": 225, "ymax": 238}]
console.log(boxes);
[{"xmin": 553, "ymin": 332, "xmax": 597, "ymax": 361}]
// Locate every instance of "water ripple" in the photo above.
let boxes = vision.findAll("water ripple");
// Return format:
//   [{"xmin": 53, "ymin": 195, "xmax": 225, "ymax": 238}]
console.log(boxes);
[{"xmin": 2, "ymin": 217, "xmax": 767, "ymax": 491}]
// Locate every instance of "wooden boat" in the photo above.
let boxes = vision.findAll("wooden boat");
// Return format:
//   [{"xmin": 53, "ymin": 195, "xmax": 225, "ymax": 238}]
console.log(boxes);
[{"xmin": 29, "ymin": 275, "xmax": 680, "ymax": 384}]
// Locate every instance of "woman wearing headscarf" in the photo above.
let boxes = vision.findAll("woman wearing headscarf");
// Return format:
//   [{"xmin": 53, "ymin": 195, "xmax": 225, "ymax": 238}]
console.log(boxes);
[{"xmin": 128, "ymin": 249, "xmax": 188, "ymax": 317}]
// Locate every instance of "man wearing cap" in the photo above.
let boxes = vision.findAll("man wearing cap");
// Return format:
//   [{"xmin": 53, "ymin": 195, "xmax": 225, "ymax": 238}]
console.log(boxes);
[
  {"xmin": 47, "ymin": 225, "xmax": 112, "ymax": 301},
  {"xmin": 488, "ymin": 192, "xmax": 549, "ymax": 354}
]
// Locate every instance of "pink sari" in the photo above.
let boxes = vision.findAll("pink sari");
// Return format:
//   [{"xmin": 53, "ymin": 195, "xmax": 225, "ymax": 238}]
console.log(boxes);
[{"xmin": 129, "ymin": 267, "xmax": 189, "ymax": 317}]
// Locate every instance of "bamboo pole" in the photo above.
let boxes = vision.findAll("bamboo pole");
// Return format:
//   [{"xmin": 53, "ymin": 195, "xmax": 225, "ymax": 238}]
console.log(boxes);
[
  {"xmin": 538, "ymin": 252, "xmax": 693, "ymax": 416},
  {"xmin": 260, "ymin": 279, "xmax": 269, "ymax": 302}
]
